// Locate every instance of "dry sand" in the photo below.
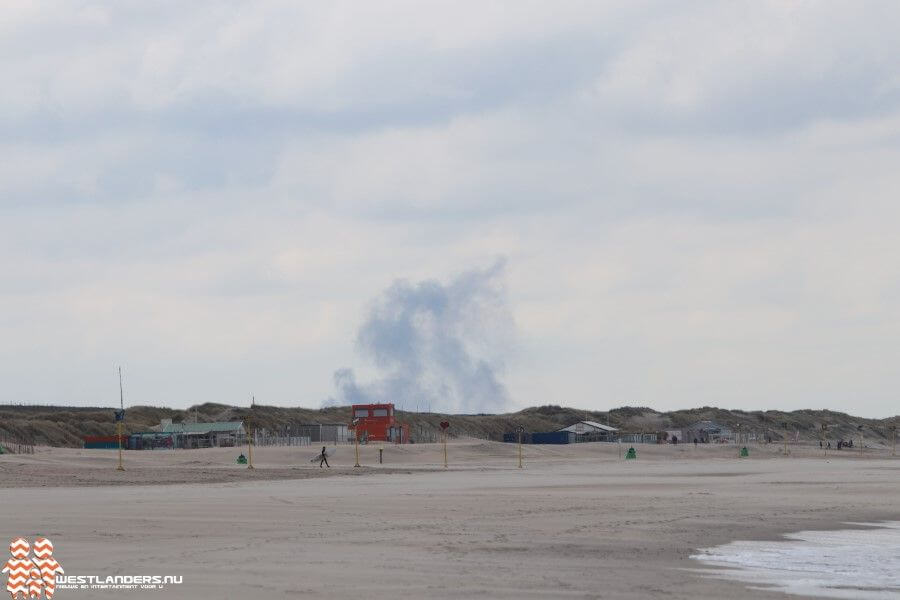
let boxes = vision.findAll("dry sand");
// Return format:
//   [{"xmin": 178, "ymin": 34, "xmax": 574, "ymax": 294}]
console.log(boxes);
[{"xmin": 1, "ymin": 440, "xmax": 898, "ymax": 599}]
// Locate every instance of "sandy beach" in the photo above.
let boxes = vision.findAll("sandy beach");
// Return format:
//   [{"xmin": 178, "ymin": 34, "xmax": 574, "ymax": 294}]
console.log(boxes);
[{"xmin": 2, "ymin": 441, "xmax": 898, "ymax": 599}]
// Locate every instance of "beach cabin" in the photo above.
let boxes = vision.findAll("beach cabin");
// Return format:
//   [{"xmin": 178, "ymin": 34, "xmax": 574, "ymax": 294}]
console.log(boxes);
[
  {"xmin": 158, "ymin": 419, "xmax": 246, "ymax": 449},
  {"xmin": 557, "ymin": 420, "xmax": 619, "ymax": 441},
  {"xmin": 351, "ymin": 403, "xmax": 408, "ymax": 443},
  {"xmin": 683, "ymin": 420, "xmax": 734, "ymax": 444}
]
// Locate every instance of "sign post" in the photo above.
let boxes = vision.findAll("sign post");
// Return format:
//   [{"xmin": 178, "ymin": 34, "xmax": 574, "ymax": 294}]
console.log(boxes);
[
  {"xmin": 821, "ymin": 423, "xmax": 828, "ymax": 458},
  {"xmin": 440, "ymin": 421, "xmax": 449, "ymax": 468},
  {"xmin": 116, "ymin": 367, "xmax": 126, "ymax": 471},
  {"xmin": 781, "ymin": 421, "xmax": 789, "ymax": 456}
]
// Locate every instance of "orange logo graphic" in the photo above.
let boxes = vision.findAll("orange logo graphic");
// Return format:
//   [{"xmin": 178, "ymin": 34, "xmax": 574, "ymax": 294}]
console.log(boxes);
[{"xmin": 2, "ymin": 538, "xmax": 64, "ymax": 600}]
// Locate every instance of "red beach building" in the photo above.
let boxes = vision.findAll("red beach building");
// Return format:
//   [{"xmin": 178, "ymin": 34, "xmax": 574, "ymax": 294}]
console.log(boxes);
[{"xmin": 351, "ymin": 403, "xmax": 408, "ymax": 443}]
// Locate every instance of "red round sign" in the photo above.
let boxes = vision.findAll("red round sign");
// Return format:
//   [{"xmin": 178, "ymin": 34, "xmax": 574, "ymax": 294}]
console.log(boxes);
[{"xmin": 440, "ymin": 421, "xmax": 450, "ymax": 430}]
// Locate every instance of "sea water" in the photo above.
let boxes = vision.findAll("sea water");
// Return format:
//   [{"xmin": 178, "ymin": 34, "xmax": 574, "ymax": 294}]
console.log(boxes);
[{"xmin": 691, "ymin": 522, "xmax": 900, "ymax": 599}]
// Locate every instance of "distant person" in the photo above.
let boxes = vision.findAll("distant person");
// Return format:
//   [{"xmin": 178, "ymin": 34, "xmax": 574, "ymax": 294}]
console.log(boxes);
[
  {"xmin": 318, "ymin": 446, "xmax": 330, "ymax": 468},
  {"xmin": 672, "ymin": 436, "xmax": 678, "ymax": 445},
  {"xmin": 820, "ymin": 441, "xmax": 823, "ymax": 448},
  {"xmin": 693, "ymin": 438, "xmax": 698, "ymax": 447}
]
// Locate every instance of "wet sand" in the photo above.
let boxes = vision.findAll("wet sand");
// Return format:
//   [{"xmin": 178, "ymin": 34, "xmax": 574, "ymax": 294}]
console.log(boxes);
[{"xmin": 1, "ymin": 441, "xmax": 898, "ymax": 599}]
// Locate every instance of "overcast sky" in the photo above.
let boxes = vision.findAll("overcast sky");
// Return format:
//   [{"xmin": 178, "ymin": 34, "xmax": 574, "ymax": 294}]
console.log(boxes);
[{"xmin": 1, "ymin": 1, "xmax": 898, "ymax": 417}]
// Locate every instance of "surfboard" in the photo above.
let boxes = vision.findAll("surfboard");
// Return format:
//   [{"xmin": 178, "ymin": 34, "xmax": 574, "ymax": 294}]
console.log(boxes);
[{"xmin": 309, "ymin": 447, "xmax": 337, "ymax": 462}]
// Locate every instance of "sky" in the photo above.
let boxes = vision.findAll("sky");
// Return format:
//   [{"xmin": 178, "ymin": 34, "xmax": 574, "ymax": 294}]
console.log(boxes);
[{"xmin": 1, "ymin": 1, "xmax": 899, "ymax": 417}]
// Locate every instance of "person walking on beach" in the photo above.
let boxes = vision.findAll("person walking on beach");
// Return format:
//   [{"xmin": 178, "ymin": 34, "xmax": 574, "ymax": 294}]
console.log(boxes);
[{"xmin": 318, "ymin": 446, "xmax": 330, "ymax": 468}]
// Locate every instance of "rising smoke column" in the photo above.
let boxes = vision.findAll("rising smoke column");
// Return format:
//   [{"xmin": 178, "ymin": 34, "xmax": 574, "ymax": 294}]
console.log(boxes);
[{"xmin": 326, "ymin": 260, "xmax": 513, "ymax": 413}]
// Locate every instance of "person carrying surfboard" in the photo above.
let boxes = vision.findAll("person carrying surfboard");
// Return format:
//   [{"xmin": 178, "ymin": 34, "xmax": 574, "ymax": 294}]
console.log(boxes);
[{"xmin": 318, "ymin": 446, "xmax": 330, "ymax": 468}]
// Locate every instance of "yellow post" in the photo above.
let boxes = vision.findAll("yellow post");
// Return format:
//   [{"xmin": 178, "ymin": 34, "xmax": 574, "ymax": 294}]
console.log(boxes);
[
  {"xmin": 517, "ymin": 429, "xmax": 523, "ymax": 469},
  {"xmin": 116, "ymin": 366, "xmax": 125, "ymax": 471},
  {"xmin": 247, "ymin": 395, "xmax": 256, "ymax": 469},
  {"xmin": 116, "ymin": 421, "xmax": 125, "ymax": 471},
  {"xmin": 354, "ymin": 428, "xmax": 360, "ymax": 468},
  {"xmin": 892, "ymin": 425, "xmax": 897, "ymax": 457},
  {"xmin": 247, "ymin": 426, "xmax": 255, "ymax": 469}
]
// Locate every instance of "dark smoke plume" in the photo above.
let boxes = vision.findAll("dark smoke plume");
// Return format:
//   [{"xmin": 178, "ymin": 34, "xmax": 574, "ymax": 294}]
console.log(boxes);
[{"xmin": 325, "ymin": 260, "xmax": 513, "ymax": 413}]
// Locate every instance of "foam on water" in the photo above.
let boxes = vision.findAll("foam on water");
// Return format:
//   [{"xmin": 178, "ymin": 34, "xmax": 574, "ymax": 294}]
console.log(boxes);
[{"xmin": 691, "ymin": 522, "xmax": 900, "ymax": 599}]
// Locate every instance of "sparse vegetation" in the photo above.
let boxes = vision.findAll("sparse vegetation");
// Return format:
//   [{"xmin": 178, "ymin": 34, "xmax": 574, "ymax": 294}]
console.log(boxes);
[{"xmin": 1, "ymin": 404, "xmax": 896, "ymax": 448}]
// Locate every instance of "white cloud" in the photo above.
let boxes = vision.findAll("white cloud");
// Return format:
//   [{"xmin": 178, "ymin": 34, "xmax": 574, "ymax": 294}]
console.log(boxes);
[{"xmin": 1, "ymin": 1, "xmax": 899, "ymax": 416}]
